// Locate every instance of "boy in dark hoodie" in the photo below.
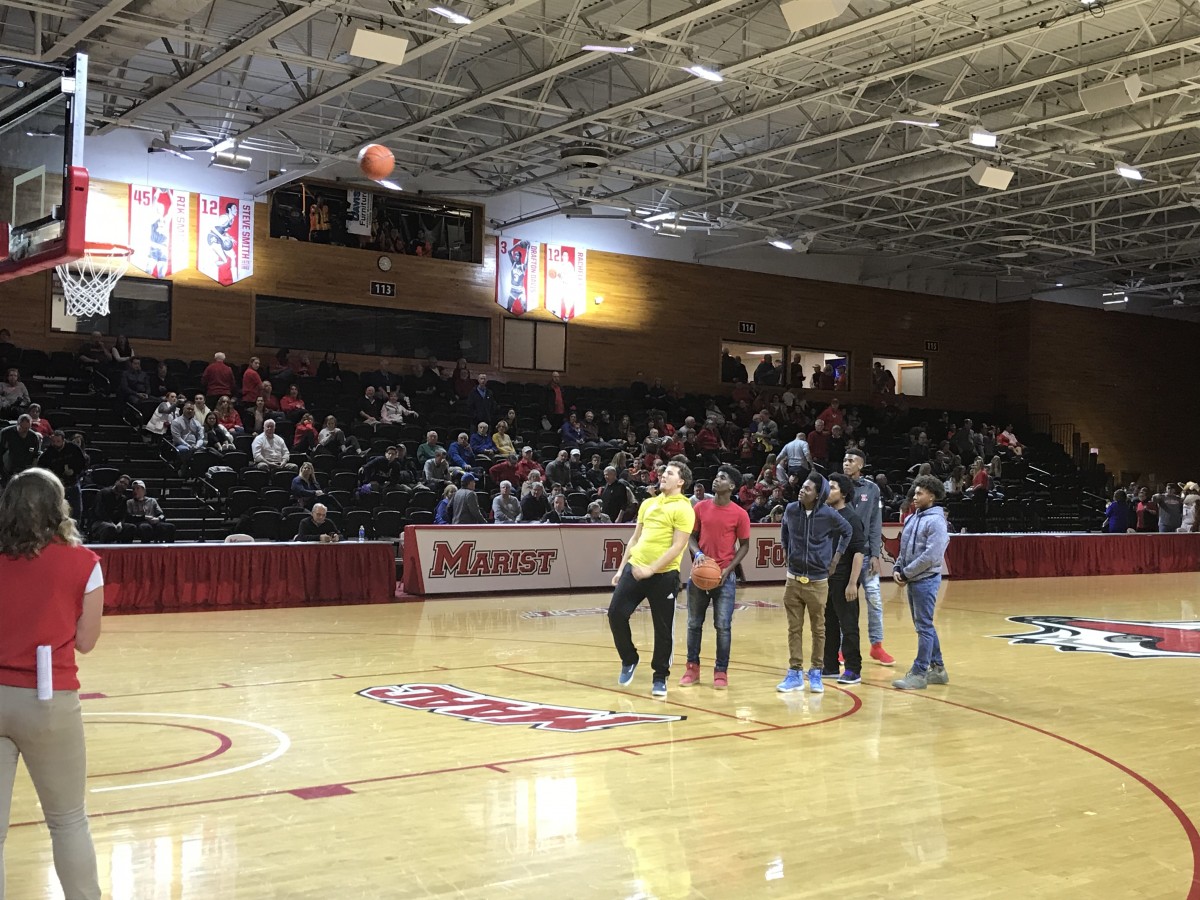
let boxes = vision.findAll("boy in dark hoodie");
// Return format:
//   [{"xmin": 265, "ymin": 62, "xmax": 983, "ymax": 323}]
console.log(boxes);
[{"xmin": 776, "ymin": 470, "xmax": 852, "ymax": 694}]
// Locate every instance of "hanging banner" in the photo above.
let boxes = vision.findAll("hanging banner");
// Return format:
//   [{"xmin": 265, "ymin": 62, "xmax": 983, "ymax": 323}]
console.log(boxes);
[
  {"xmin": 346, "ymin": 189, "xmax": 374, "ymax": 237},
  {"xmin": 128, "ymin": 185, "xmax": 188, "ymax": 277},
  {"xmin": 544, "ymin": 243, "xmax": 586, "ymax": 322},
  {"xmin": 495, "ymin": 236, "xmax": 540, "ymax": 316},
  {"xmin": 198, "ymin": 195, "xmax": 254, "ymax": 286}
]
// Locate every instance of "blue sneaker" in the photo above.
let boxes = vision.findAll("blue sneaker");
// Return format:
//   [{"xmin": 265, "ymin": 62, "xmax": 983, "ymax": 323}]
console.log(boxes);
[
  {"xmin": 618, "ymin": 661, "xmax": 638, "ymax": 686},
  {"xmin": 837, "ymin": 670, "xmax": 861, "ymax": 685},
  {"xmin": 651, "ymin": 679, "xmax": 667, "ymax": 698},
  {"xmin": 807, "ymin": 668, "xmax": 824, "ymax": 693},
  {"xmin": 776, "ymin": 669, "xmax": 805, "ymax": 692}
]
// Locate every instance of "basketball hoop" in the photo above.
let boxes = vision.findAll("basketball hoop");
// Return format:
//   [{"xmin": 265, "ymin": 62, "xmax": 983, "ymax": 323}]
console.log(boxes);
[{"xmin": 55, "ymin": 242, "xmax": 133, "ymax": 318}]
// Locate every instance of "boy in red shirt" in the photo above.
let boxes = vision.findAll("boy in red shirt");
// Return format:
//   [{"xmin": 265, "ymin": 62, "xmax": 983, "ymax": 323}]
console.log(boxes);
[{"xmin": 680, "ymin": 465, "xmax": 752, "ymax": 689}]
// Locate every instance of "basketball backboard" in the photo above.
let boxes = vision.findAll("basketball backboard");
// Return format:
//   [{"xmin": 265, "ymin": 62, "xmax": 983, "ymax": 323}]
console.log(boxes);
[{"xmin": 0, "ymin": 52, "xmax": 88, "ymax": 282}]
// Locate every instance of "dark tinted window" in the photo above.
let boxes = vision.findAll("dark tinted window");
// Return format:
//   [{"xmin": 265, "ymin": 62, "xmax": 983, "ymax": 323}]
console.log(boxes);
[
  {"xmin": 51, "ymin": 274, "xmax": 172, "ymax": 341},
  {"xmin": 256, "ymin": 295, "xmax": 490, "ymax": 364}
]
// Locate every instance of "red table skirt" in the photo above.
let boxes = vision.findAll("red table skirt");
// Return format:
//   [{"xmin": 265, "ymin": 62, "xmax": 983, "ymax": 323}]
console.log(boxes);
[
  {"xmin": 94, "ymin": 542, "xmax": 396, "ymax": 611},
  {"xmin": 945, "ymin": 533, "xmax": 1200, "ymax": 580}
]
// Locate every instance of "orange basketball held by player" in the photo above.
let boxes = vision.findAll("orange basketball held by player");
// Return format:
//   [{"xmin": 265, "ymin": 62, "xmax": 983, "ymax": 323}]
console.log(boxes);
[
  {"xmin": 358, "ymin": 144, "xmax": 395, "ymax": 181},
  {"xmin": 690, "ymin": 556, "xmax": 724, "ymax": 591}
]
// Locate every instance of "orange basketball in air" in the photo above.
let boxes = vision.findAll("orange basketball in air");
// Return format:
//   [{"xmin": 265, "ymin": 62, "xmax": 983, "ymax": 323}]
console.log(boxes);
[
  {"xmin": 690, "ymin": 557, "xmax": 724, "ymax": 591},
  {"xmin": 358, "ymin": 144, "xmax": 395, "ymax": 181}
]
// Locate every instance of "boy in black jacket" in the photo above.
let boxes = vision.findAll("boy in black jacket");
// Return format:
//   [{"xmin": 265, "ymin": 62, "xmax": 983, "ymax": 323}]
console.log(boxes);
[{"xmin": 824, "ymin": 473, "xmax": 867, "ymax": 685}]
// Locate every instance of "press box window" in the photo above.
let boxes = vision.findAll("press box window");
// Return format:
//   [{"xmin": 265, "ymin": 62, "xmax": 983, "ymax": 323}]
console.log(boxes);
[
  {"xmin": 788, "ymin": 348, "xmax": 849, "ymax": 390},
  {"xmin": 721, "ymin": 341, "xmax": 784, "ymax": 384},
  {"xmin": 50, "ymin": 275, "xmax": 172, "ymax": 341},
  {"xmin": 873, "ymin": 356, "xmax": 925, "ymax": 397}
]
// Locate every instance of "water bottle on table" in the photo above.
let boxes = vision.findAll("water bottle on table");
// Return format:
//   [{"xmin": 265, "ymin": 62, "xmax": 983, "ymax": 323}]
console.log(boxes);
[{"xmin": 358, "ymin": 525, "xmax": 365, "ymax": 543}]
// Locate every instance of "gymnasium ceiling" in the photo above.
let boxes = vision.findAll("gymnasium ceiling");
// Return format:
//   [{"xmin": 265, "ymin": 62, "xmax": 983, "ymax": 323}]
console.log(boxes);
[{"xmin": 3, "ymin": 0, "xmax": 1200, "ymax": 312}]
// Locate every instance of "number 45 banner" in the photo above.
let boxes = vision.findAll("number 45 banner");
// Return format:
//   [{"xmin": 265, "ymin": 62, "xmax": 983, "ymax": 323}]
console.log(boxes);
[
  {"xmin": 128, "ymin": 185, "xmax": 188, "ymax": 278},
  {"xmin": 198, "ymin": 195, "xmax": 254, "ymax": 286}
]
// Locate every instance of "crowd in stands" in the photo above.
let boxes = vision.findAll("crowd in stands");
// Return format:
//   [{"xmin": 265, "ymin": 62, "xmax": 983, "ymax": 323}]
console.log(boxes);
[{"xmin": 0, "ymin": 325, "xmax": 1193, "ymax": 544}]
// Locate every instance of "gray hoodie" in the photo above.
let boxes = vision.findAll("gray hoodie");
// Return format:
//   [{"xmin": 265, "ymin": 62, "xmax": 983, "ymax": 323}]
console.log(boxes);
[{"xmin": 849, "ymin": 474, "xmax": 883, "ymax": 559}]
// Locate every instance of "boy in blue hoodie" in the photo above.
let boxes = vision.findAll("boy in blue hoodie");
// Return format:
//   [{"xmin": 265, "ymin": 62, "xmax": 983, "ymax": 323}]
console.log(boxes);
[{"xmin": 776, "ymin": 471, "xmax": 852, "ymax": 694}]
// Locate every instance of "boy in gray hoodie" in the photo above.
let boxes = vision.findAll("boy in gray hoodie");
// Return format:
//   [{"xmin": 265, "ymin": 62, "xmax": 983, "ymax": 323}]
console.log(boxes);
[
  {"xmin": 776, "ymin": 470, "xmax": 852, "ymax": 694},
  {"xmin": 892, "ymin": 475, "xmax": 950, "ymax": 690}
]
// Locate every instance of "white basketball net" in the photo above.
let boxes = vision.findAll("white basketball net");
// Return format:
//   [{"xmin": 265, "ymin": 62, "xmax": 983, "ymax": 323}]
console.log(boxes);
[{"xmin": 56, "ymin": 248, "xmax": 131, "ymax": 318}]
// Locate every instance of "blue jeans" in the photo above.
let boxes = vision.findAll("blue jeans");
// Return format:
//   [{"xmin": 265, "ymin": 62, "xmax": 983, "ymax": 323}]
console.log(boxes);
[
  {"xmin": 905, "ymin": 575, "xmax": 943, "ymax": 674},
  {"xmin": 862, "ymin": 558, "xmax": 883, "ymax": 644},
  {"xmin": 686, "ymin": 575, "xmax": 736, "ymax": 670}
]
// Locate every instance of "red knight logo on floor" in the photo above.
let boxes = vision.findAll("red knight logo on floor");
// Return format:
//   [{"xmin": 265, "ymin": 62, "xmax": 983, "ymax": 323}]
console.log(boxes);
[
  {"xmin": 358, "ymin": 683, "xmax": 685, "ymax": 731},
  {"xmin": 997, "ymin": 616, "xmax": 1200, "ymax": 659}
]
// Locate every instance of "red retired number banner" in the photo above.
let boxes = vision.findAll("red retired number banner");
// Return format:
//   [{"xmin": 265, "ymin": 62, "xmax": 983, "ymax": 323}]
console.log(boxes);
[
  {"xmin": 198, "ymin": 195, "xmax": 254, "ymax": 285},
  {"xmin": 495, "ymin": 236, "xmax": 540, "ymax": 315},
  {"xmin": 128, "ymin": 185, "xmax": 188, "ymax": 277}
]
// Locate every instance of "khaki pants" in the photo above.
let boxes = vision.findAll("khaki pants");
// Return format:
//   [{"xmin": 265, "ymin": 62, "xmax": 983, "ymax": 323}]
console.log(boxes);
[
  {"xmin": 782, "ymin": 577, "xmax": 829, "ymax": 671},
  {"xmin": 0, "ymin": 686, "xmax": 100, "ymax": 900}
]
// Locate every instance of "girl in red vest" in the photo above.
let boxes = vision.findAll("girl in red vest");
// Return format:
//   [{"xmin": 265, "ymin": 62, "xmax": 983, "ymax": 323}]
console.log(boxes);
[{"xmin": 0, "ymin": 468, "xmax": 103, "ymax": 899}]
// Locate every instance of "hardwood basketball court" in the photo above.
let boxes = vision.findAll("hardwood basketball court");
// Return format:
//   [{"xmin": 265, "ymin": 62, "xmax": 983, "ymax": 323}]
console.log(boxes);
[{"xmin": 8, "ymin": 574, "xmax": 1199, "ymax": 899}]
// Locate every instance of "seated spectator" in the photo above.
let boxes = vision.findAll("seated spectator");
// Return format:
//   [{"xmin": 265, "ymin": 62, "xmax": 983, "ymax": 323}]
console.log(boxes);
[
  {"xmin": 434, "ymin": 484, "xmax": 457, "ymax": 524},
  {"xmin": 492, "ymin": 481, "xmax": 520, "ymax": 523},
  {"xmin": 92, "ymin": 474, "xmax": 136, "ymax": 543},
  {"xmin": 585, "ymin": 453, "xmax": 606, "ymax": 489},
  {"xmin": 147, "ymin": 361, "xmax": 176, "ymax": 398},
  {"xmin": 242, "ymin": 356, "xmax": 264, "ymax": 405},
  {"xmin": 747, "ymin": 492, "xmax": 771, "ymax": 523},
  {"xmin": 145, "ymin": 392, "xmax": 179, "ymax": 435},
  {"xmin": 25, "ymin": 403, "xmax": 52, "ymax": 439},
  {"xmin": 451, "ymin": 472, "xmax": 486, "ymax": 524},
  {"xmin": 998, "ymin": 423, "xmax": 1023, "ymax": 456},
  {"xmin": 169, "ymin": 401, "xmax": 206, "ymax": 473},
  {"xmin": 516, "ymin": 446, "xmax": 544, "ymax": 482},
  {"xmin": 108, "ymin": 333, "xmax": 133, "ymax": 367},
  {"xmin": 296, "ymin": 502, "xmax": 341, "ymax": 542},
  {"xmin": 521, "ymin": 470, "xmax": 545, "ymax": 499},
  {"xmin": 691, "ymin": 481, "xmax": 711, "ymax": 507},
  {"xmin": 451, "ymin": 361, "xmax": 474, "ymax": 401},
  {"xmin": 560, "ymin": 413, "xmax": 584, "ymax": 448},
  {"xmin": 192, "ymin": 393, "xmax": 212, "ymax": 426},
  {"xmin": 280, "ymin": 384, "xmax": 306, "ymax": 420},
  {"xmin": 366, "ymin": 359, "xmax": 399, "ymax": 395},
  {"xmin": 545, "ymin": 450, "xmax": 572, "ymax": 490},
  {"xmin": 542, "ymin": 493, "xmax": 579, "ymax": 523},
  {"xmin": 257, "ymin": 380, "xmax": 280, "ymax": 413},
  {"xmin": 317, "ymin": 351, "xmax": 341, "ymax": 382},
  {"xmin": 448, "ymin": 432, "xmax": 477, "ymax": 471},
  {"xmin": 968, "ymin": 458, "xmax": 990, "ymax": 495},
  {"xmin": 358, "ymin": 386, "xmax": 383, "ymax": 429},
  {"xmin": 77, "ymin": 332, "xmax": 109, "ymax": 373},
  {"xmin": 0, "ymin": 414, "xmax": 41, "ymax": 482},
  {"xmin": 876, "ymin": 473, "xmax": 900, "ymax": 518},
  {"xmin": 251, "ymin": 419, "xmax": 297, "ymax": 472},
  {"xmin": 470, "ymin": 422, "xmax": 495, "ymax": 456},
  {"xmin": 242, "ymin": 397, "xmax": 269, "ymax": 435},
  {"xmin": 363, "ymin": 445, "xmax": 415, "ymax": 489},
  {"xmin": 290, "ymin": 462, "xmax": 326, "ymax": 509},
  {"xmin": 215, "ymin": 396, "xmax": 244, "ymax": 436},
  {"xmin": 584, "ymin": 500, "xmax": 612, "ymax": 523},
  {"xmin": 201, "ymin": 351, "xmax": 236, "ymax": 406},
  {"xmin": 381, "ymin": 390, "xmax": 418, "ymax": 424},
  {"xmin": 492, "ymin": 420, "xmax": 516, "ymax": 458},
  {"xmin": 269, "ymin": 347, "xmax": 293, "ymax": 386},
  {"xmin": 943, "ymin": 465, "xmax": 966, "ymax": 496},
  {"xmin": 318, "ymin": 415, "xmax": 361, "ymax": 456},
  {"xmin": 293, "ymin": 412, "xmax": 318, "ymax": 453},
  {"xmin": 489, "ymin": 453, "xmax": 519, "ymax": 488},
  {"xmin": 417, "ymin": 431, "xmax": 445, "ymax": 467},
  {"xmin": 467, "ymin": 375, "xmax": 496, "ymax": 427},
  {"xmin": 203, "ymin": 412, "xmax": 235, "ymax": 454},
  {"xmin": 114, "ymin": 359, "xmax": 149, "ymax": 407},
  {"xmin": 126, "ymin": 479, "xmax": 176, "ymax": 543},
  {"xmin": 423, "ymin": 448, "xmax": 452, "ymax": 487},
  {"xmin": 0, "ymin": 368, "xmax": 29, "ymax": 417},
  {"xmin": 520, "ymin": 481, "xmax": 549, "ymax": 522}
]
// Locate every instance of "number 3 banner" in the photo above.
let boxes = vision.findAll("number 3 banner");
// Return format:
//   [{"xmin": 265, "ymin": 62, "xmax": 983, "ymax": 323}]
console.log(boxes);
[
  {"xmin": 495, "ymin": 236, "xmax": 541, "ymax": 316},
  {"xmin": 128, "ymin": 185, "xmax": 188, "ymax": 277},
  {"xmin": 198, "ymin": 195, "xmax": 254, "ymax": 285}
]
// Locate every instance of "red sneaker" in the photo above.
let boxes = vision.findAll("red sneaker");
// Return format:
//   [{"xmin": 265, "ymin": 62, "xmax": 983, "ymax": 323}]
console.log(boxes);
[
  {"xmin": 713, "ymin": 670, "xmax": 728, "ymax": 689},
  {"xmin": 870, "ymin": 643, "xmax": 895, "ymax": 666},
  {"xmin": 679, "ymin": 662, "xmax": 701, "ymax": 686}
]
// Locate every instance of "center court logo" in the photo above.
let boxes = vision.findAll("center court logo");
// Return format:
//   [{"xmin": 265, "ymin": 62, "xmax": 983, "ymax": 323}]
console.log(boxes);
[
  {"xmin": 996, "ymin": 616, "xmax": 1200, "ymax": 659},
  {"xmin": 358, "ymin": 683, "xmax": 685, "ymax": 732}
]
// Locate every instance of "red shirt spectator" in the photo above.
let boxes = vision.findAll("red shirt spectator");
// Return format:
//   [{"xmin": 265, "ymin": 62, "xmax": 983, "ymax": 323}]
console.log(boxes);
[
  {"xmin": 201, "ymin": 353, "xmax": 235, "ymax": 398},
  {"xmin": 817, "ymin": 401, "xmax": 845, "ymax": 430},
  {"xmin": 293, "ymin": 417, "xmax": 316, "ymax": 448},
  {"xmin": 695, "ymin": 425, "xmax": 722, "ymax": 451},
  {"xmin": 489, "ymin": 458, "xmax": 519, "ymax": 486},
  {"xmin": 242, "ymin": 358, "xmax": 263, "ymax": 404},
  {"xmin": 280, "ymin": 385, "xmax": 306, "ymax": 414},
  {"xmin": 516, "ymin": 453, "xmax": 545, "ymax": 482}
]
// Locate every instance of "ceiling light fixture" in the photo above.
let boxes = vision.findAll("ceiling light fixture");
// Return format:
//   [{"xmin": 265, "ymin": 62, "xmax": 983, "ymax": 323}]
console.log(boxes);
[
  {"xmin": 430, "ymin": 6, "xmax": 472, "ymax": 25},
  {"xmin": 968, "ymin": 125, "xmax": 998, "ymax": 148},
  {"xmin": 643, "ymin": 210, "xmax": 678, "ymax": 223},
  {"xmin": 376, "ymin": 179, "xmax": 403, "ymax": 190},
  {"xmin": 1103, "ymin": 297, "xmax": 1128, "ymax": 305},
  {"xmin": 209, "ymin": 150, "xmax": 252, "ymax": 171},
  {"xmin": 968, "ymin": 160, "xmax": 1014, "ymax": 190},
  {"xmin": 768, "ymin": 238, "xmax": 793, "ymax": 250},
  {"xmin": 582, "ymin": 43, "xmax": 635, "ymax": 53},
  {"xmin": 891, "ymin": 113, "xmax": 940, "ymax": 128},
  {"xmin": 683, "ymin": 63, "xmax": 723, "ymax": 82},
  {"xmin": 1114, "ymin": 162, "xmax": 1143, "ymax": 181}
]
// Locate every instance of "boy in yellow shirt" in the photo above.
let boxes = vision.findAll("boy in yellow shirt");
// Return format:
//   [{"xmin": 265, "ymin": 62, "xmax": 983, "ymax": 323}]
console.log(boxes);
[{"xmin": 608, "ymin": 461, "xmax": 695, "ymax": 698}]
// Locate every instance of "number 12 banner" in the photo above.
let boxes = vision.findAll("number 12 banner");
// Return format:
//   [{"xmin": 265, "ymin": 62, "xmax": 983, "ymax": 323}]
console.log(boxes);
[
  {"xmin": 198, "ymin": 195, "xmax": 254, "ymax": 286},
  {"xmin": 544, "ymin": 243, "xmax": 586, "ymax": 322}
]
